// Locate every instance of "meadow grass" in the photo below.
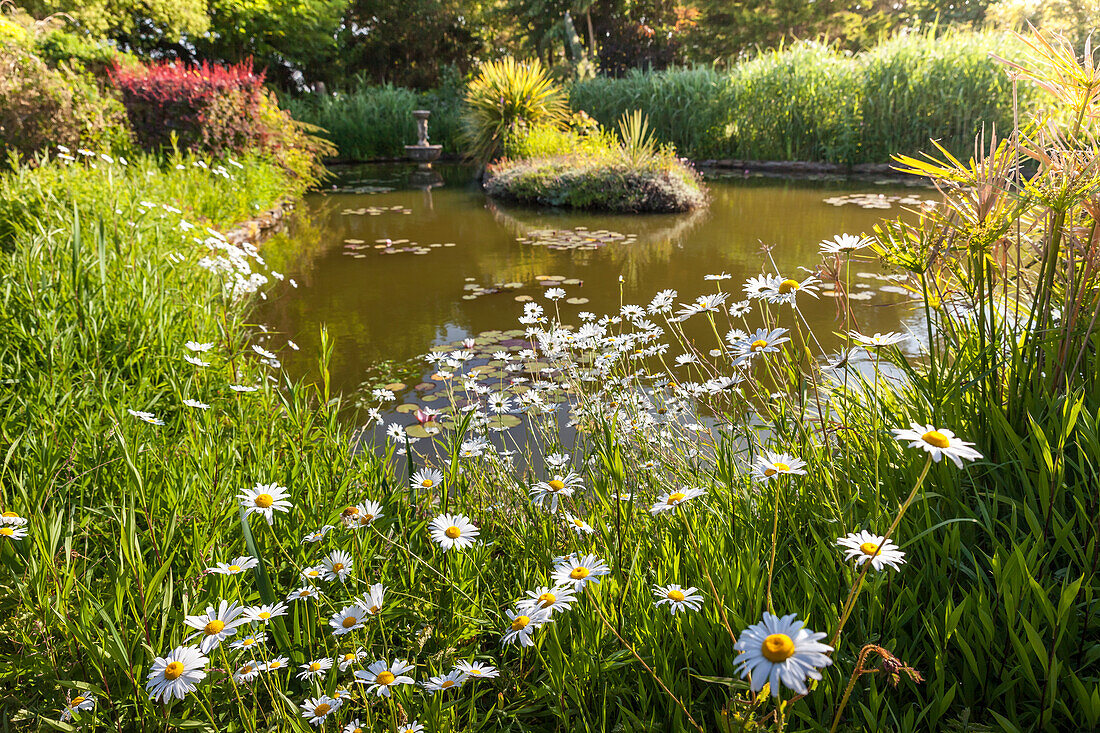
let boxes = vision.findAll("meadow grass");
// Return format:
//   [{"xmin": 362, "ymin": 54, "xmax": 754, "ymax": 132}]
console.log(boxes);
[{"xmin": 1, "ymin": 29, "xmax": 1098, "ymax": 733}]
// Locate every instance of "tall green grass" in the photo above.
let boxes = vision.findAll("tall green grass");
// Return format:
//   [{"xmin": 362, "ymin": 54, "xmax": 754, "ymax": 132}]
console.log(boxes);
[{"xmin": 285, "ymin": 84, "xmax": 464, "ymax": 161}]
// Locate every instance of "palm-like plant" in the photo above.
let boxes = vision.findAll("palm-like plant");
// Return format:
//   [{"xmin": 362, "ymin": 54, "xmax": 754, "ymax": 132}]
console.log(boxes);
[
  {"xmin": 617, "ymin": 109, "xmax": 658, "ymax": 167},
  {"xmin": 463, "ymin": 57, "xmax": 568, "ymax": 165}
]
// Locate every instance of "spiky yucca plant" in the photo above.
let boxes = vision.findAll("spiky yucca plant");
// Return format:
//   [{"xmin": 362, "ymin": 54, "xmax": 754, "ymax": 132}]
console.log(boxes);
[
  {"xmin": 462, "ymin": 57, "xmax": 568, "ymax": 165},
  {"xmin": 616, "ymin": 109, "xmax": 658, "ymax": 167}
]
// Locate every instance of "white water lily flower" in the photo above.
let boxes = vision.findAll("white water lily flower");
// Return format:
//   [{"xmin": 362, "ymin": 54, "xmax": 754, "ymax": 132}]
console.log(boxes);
[
  {"xmin": 146, "ymin": 646, "xmax": 208, "ymax": 703},
  {"xmin": 837, "ymin": 531, "xmax": 906, "ymax": 571},
  {"xmin": 734, "ymin": 612, "xmax": 833, "ymax": 696},
  {"xmin": 354, "ymin": 659, "xmax": 415, "ymax": 697},
  {"xmin": 428, "ymin": 513, "xmax": 479, "ymax": 551},
  {"xmin": 238, "ymin": 483, "xmax": 292, "ymax": 524},
  {"xmin": 891, "ymin": 423, "xmax": 982, "ymax": 467},
  {"xmin": 653, "ymin": 584, "xmax": 705, "ymax": 614},
  {"xmin": 183, "ymin": 600, "xmax": 245, "ymax": 652}
]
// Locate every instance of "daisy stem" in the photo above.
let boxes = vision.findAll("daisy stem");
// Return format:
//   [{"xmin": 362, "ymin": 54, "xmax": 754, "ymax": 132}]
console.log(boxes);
[
  {"xmin": 830, "ymin": 455, "xmax": 932, "ymax": 648},
  {"xmin": 589, "ymin": 591, "xmax": 707, "ymax": 733},
  {"xmin": 220, "ymin": 648, "xmax": 256, "ymax": 733},
  {"xmin": 765, "ymin": 477, "xmax": 782, "ymax": 616},
  {"xmin": 679, "ymin": 510, "xmax": 738, "ymax": 647}
]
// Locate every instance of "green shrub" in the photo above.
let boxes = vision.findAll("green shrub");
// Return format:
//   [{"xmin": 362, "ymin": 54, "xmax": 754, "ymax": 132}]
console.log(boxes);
[
  {"xmin": 34, "ymin": 29, "xmax": 133, "ymax": 77},
  {"xmin": 463, "ymin": 57, "xmax": 569, "ymax": 164},
  {"xmin": 0, "ymin": 43, "xmax": 130, "ymax": 160}
]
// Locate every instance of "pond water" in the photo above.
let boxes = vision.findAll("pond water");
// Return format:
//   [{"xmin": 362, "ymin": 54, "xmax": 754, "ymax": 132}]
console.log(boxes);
[{"xmin": 256, "ymin": 164, "xmax": 927, "ymax": 406}]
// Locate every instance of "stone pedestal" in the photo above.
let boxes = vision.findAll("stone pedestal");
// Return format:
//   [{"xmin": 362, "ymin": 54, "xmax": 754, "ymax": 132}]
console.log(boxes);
[{"xmin": 405, "ymin": 109, "xmax": 442, "ymax": 169}]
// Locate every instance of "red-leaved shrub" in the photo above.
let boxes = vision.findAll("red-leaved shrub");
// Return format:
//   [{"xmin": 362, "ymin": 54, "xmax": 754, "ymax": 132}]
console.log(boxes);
[{"xmin": 111, "ymin": 60, "xmax": 268, "ymax": 156}]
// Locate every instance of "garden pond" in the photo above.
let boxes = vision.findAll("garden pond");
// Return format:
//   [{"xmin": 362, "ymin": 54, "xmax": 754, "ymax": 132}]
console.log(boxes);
[{"xmin": 256, "ymin": 163, "xmax": 928, "ymax": 434}]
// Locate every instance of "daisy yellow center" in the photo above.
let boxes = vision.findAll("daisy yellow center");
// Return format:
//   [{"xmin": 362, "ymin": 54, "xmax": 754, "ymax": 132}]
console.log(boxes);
[
  {"xmin": 163, "ymin": 661, "xmax": 185, "ymax": 680},
  {"xmin": 441, "ymin": 680, "xmax": 456, "ymax": 688},
  {"xmin": 342, "ymin": 615, "xmax": 358, "ymax": 628},
  {"xmin": 0, "ymin": 528, "xmax": 12, "ymax": 536},
  {"xmin": 313, "ymin": 703, "xmax": 331, "ymax": 716},
  {"xmin": 468, "ymin": 669, "xmax": 482, "ymax": 675},
  {"xmin": 1, "ymin": 511, "xmax": 17, "ymax": 517},
  {"xmin": 667, "ymin": 590, "xmax": 686, "ymax": 602},
  {"xmin": 270, "ymin": 661, "xmax": 283, "ymax": 669},
  {"xmin": 332, "ymin": 562, "xmax": 345, "ymax": 572},
  {"xmin": 71, "ymin": 696, "xmax": 85, "ymax": 705},
  {"xmin": 258, "ymin": 611, "xmax": 271, "ymax": 620},
  {"xmin": 548, "ymin": 479, "xmax": 566, "ymax": 491},
  {"xmin": 227, "ymin": 565, "xmax": 241, "ymax": 572},
  {"xmin": 242, "ymin": 638, "xmax": 255, "ymax": 645},
  {"xmin": 361, "ymin": 514, "xmax": 374, "ymax": 523},
  {"xmin": 344, "ymin": 507, "xmax": 359, "ymax": 516},
  {"xmin": 309, "ymin": 662, "xmax": 322, "ymax": 671},
  {"xmin": 445, "ymin": 526, "xmax": 462, "ymax": 539},
  {"xmin": 376, "ymin": 671, "xmax": 396, "ymax": 685},
  {"xmin": 241, "ymin": 665, "xmax": 253, "ymax": 674},
  {"xmin": 511, "ymin": 615, "xmax": 530, "ymax": 631},
  {"xmin": 777, "ymin": 279, "xmax": 800, "ymax": 294},
  {"xmin": 570, "ymin": 566, "xmax": 590, "ymax": 580},
  {"xmin": 750, "ymin": 339, "xmax": 768, "ymax": 351},
  {"xmin": 343, "ymin": 654, "xmax": 355, "ymax": 662},
  {"xmin": 254, "ymin": 493, "xmax": 273, "ymax": 508},
  {"xmin": 921, "ymin": 430, "xmax": 950, "ymax": 449},
  {"xmin": 204, "ymin": 620, "xmax": 225, "ymax": 635},
  {"xmin": 299, "ymin": 590, "xmax": 312, "ymax": 597},
  {"xmin": 666, "ymin": 492, "xmax": 686, "ymax": 504},
  {"xmin": 537, "ymin": 592, "xmax": 557, "ymax": 606},
  {"xmin": 859, "ymin": 541, "xmax": 881, "ymax": 556},
  {"xmin": 421, "ymin": 479, "xmax": 434, "ymax": 487},
  {"xmin": 761, "ymin": 633, "xmax": 796, "ymax": 663},
  {"xmin": 773, "ymin": 462, "xmax": 790, "ymax": 472},
  {"xmin": 307, "ymin": 570, "xmax": 319, "ymax": 577},
  {"xmin": 369, "ymin": 605, "xmax": 380, "ymax": 614},
  {"xmin": 764, "ymin": 468, "xmax": 777, "ymax": 477}
]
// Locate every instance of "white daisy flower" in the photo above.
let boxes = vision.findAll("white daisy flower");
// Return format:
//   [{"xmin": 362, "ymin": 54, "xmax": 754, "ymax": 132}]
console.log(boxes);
[
  {"xmin": 730, "ymin": 328, "xmax": 790, "ymax": 365},
  {"xmin": 184, "ymin": 354, "xmax": 210, "ymax": 367},
  {"xmin": 60, "ymin": 694, "xmax": 95, "ymax": 721},
  {"xmin": 146, "ymin": 646, "xmax": 208, "ymax": 702},
  {"xmin": 243, "ymin": 603, "xmax": 288, "ymax": 624},
  {"xmin": 530, "ymin": 472, "xmax": 583, "ymax": 512},
  {"xmin": 516, "ymin": 585, "xmax": 577, "ymax": 615},
  {"xmin": 501, "ymin": 607, "xmax": 551, "ymax": 646},
  {"xmin": 891, "ymin": 423, "xmax": 982, "ymax": 467},
  {"xmin": 545, "ymin": 287, "xmax": 566, "ymax": 300},
  {"xmin": 229, "ymin": 384, "xmax": 259, "ymax": 393},
  {"xmin": 355, "ymin": 583, "xmax": 386, "ymax": 616},
  {"xmin": 342, "ymin": 500, "xmax": 383, "ymax": 529},
  {"xmin": 819, "ymin": 233, "xmax": 872, "ymax": 254},
  {"xmin": 653, "ymin": 584, "xmax": 704, "ymax": 614},
  {"xmin": 734, "ymin": 612, "xmax": 833, "ymax": 696},
  {"xmin": 208, "ymin": 556, "xmax": 258, "ymax": 575},
  {"xmin": 0, "ymin": 511, "xmax": 27, "ymax": 526},
  {"xmin": 397, "ymin": 722, "xmax": 425, "ymax": 733},
  {"xmin": 0, "ymin": 525, "xmax": 27, "ymax": 541},
  {"xmin": 563, "ymin": 514, "xmax": 595, "ymax": 535},
  {"xmin": 301, "ymin": 565, "xmax": 325, "ymax": 582},
  {"xmin": 182, "ymin": 398, "xmax": 210, "ymax": 409},
  {"xmin": 354, "ymin": 659, "xmax": 416, "ymax": 697},
  {"xmin": 300, "ymin": 695, "xmax": 341, "ymax": 726},
  {"xmin": 650, "ymin": 486, "xmax": 707, "ymax": 514},
  {"xmin": 837, "ymin": 531, "xmax": 906, "ymax": 571},
  {"xmin": 185, "ymin": 341, "xmax": 215, "ymax": 352},
  {"xmin": 423, "ymin": 670, "xmax": 465, "ymax": 693},
  {"xmin": 455, "ymin": 660, "xmax": 499, "ymax": 679},
  {"xmin": 233, "ymin": 660, "xmax": 262, "ymax": 683},
  {"xmin": 322, "ymin": 550, "xmax": 353, "ymax": 582},
  {"xmin": 302, "ymin": 525, "xmax": 334, "ymax": 543},
  {"xmin": 127, "ymin": 409, "xmax": 164, "ymax": 426},
  {"xmin": 229, "ymin": 632, "xmax": 265, "ymax": 651},
  {"xmin": 297, "ymin": 657, "xmax": 333, "ymax": 681},
  {"xmin": 744, "ymin": 273, "xmax": 821, "ymax": 306},
  {"xmin": 263, "ymin": 656, "xmax": 290, "ymax": 673},
  {"xmin": 330, "ymin": 605, "xmax": 368, "ymax": 635},
  {"xmin": 428, "ymin": 513, "xmax": 479, "ymax": 551},
  {"xmin": 288, "ymin": 585, "xmax": 324, "ymax": 603},
  {"xmin": 183, "ymin": 600, "xmax": 245, "ymax": 652},
  {"xmin": 238, "ymin": 483, "xmax": 292, "ymax": 524},
  {"xmin": 251, "ymin": 344, "xmax": 277, "ymax": 360},
  {"xmin": 752, "ymin": 452, "xmax": 807, "ymax": 482},
  {"xmin": 849, "ymin": 330, "xmax": 908, "ymax": 348},
  {"xmin": 336, "ymin": 648, "xmax": 368, "ymax": 671},
  {"xmin": 411, "ymin": 468, "xmax": 444, "ymax": 491},
  {"xmin": 551, "ymin": 554, "xmax": 610, "ymax": 591},
  {"xmin": 342, "ymin": 719, "xmax": 366, "ymax": 733}
]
